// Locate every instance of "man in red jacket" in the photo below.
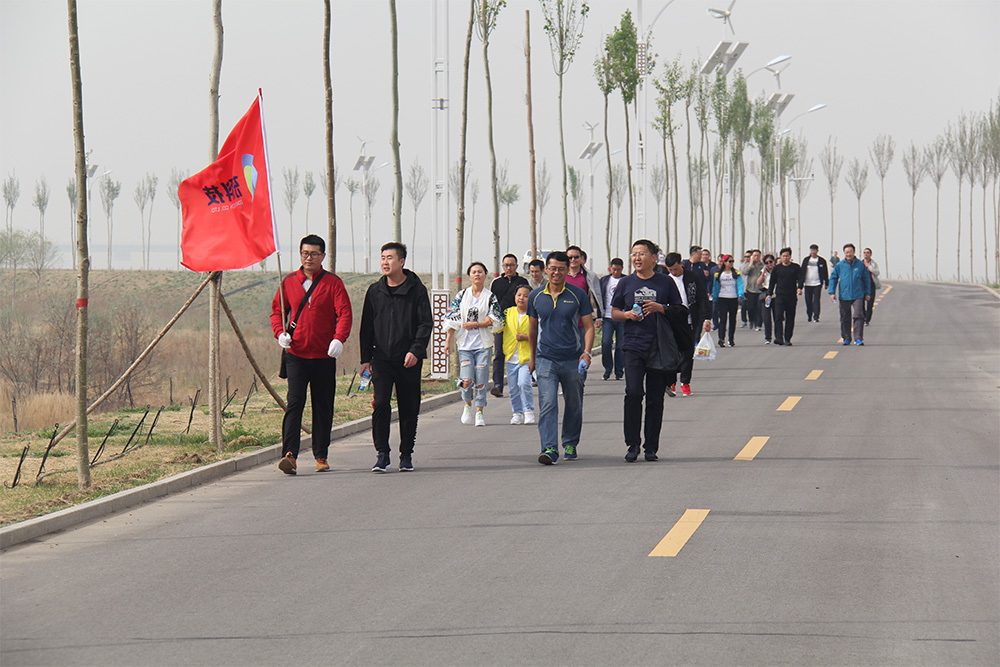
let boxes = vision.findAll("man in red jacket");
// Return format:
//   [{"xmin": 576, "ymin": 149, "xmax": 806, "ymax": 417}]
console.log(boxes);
[{"xmin": 270, "ymin": 234, "xmax": 353, "ymax": 474}]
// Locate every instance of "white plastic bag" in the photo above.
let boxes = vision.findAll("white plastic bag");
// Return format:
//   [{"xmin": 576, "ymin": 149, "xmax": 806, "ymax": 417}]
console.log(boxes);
[{"xmin": 694, "ymin": 331, "xmax": 717, "ymax": 361}]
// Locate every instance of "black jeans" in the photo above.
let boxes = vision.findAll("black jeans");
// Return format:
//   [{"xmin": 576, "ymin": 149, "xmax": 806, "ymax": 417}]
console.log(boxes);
[
  {"xmin": 282, "ymin": 354, "xmax": 337, "ymax": 460},
  {"xmin": 623, "ymin": 349, "xmax": 670, "ymax": 455},
  {"xmin": 602, "ymin": 317, "xmax": 625, "ymax": 378},
  {"xmin": 716, "ymin": 297, "xmax": 738, "ymax": 344},
  {"xmin": 804, "ymin": 285, "xmax": 823, "ymax": 321},
  {"xmin": 865, "ymin": 283, "xmax": 876, "ymax": 323},
  {"xmin": 772, "ymin": 294, "xmax": 797, "ymax": 344},
  {"xmin": 492, "ymin": 332, "xmax": 505, "ymax": 391},
  {"xmin": 371, "ymin": 358, "xmax": 423, "ymax": 456},
  {"xmin": 763, "ymin": 297, "xmax": 774, "ymax": 341},
  {"xmin": 744, "ymin": 291, "xmax": 762, "ymax": 328}
]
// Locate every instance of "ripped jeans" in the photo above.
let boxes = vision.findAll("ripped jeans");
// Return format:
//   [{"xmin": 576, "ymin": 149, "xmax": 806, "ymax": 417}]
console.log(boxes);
[{"xmin": 459, "ymin": 347, "xmax": 492, "ymax": 408}]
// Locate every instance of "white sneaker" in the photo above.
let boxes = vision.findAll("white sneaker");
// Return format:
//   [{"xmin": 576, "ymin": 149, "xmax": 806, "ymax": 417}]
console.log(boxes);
[
  {"xmin": 461, "ymin": 405, "xmax": 473, "ymax": 425},
  {"xmin": 510, "ymin": 412, "xmax": 524, "ymax": 425},
  {"xmin": 523, "ymin": 410, "xmax": 536, "ymax": 424},
  {"xmin": 475, "ymin": 410, "xmax": 486, "ymax": 427}
]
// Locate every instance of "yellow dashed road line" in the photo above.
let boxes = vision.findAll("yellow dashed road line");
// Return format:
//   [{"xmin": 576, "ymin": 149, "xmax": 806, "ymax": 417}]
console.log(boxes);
[
  {"xmin": 805, "ymin": 370, "xmax": 823, "ymax": 380},
  {"xmin": 734, "ymin": 436, "xmax": 769, "ymax": 461},
  {"xmin": 777, "ymin": 396, "xmax": 801, "ymax": 411},
  {"xmin": 648, "ymin": 509, "xmax": 711, "ymax": 557},
  {"xmin": 824, "ymin": 351, "xmax": 838, "ymax": 359}
]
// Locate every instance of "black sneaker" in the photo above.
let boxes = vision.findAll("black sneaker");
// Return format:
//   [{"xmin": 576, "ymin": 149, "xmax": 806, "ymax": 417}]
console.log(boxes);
[
  {"xmin": 399, "ymin": 455, "xmax": 413, "ymax": 472},
  {"xmin": 624, "ymin": 447, "xmax": 639, "ymax": 463},
  {"xmin": 603, "ymin": 370, "xmax": 611, "ymax": 380},
  {"xmin": 489, "ymin": 386, "xmax": 503, "ymax": 398},
  {"xmin": 774, "ymin": 340, "xmax": 784, "ymax": 346},
  {"xmin": 666, "ymin": 384, "xmax": 676, "ymax": 397},
  {"xmin": 645, "ymin": 452, "xmax": 659, "ymax": 461},
  {"xmin": 372, "ymin": 452, "xmax": 390, "ymax": 473}
]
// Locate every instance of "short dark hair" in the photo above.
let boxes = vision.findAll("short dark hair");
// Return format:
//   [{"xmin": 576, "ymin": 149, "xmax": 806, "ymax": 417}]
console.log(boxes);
[
  {"xmin": 466, "ymin": 261, "xmax": 487, "ymax": 276},
  {"xmin": 528, "ymin": 258, "xmax": 545, "ymax": 270},
  {"xmin": 689, "ymin": 245, "xmax": 702, "ymax": 255},
  {"xmin": 864, "ymin": 247, "xmax": 872, "ymax": 253},
  {"xmin": 751, "ymin": 248, "xmax": 761, "ymax": 255},
  {"xmin": 843, "ymin": 243, "xmax": 856, "ymax": 251},
  {"xmin": 610, "ymin": 257, "xmax": 624, "ymax": 267},
  {"xmin": 780, "ymin": 247, "xmax": 792, "ymax": 256},
  {"xmin": 515, "ymin": 284, "xmax": 532, "ymax": 295},
  {"xmin": 664, "ymin": 252, "xmax": 683, "ymax": 267},
  {"xmin": 381, "ymin": 242, "xmax": 407, "ymax": 261},
  {"xmin": 633, "ymin": 239, "xmax": 659, "ymax": 256},
  {"xmin": 809, "ymin": 243, "xmax": 819, "ymax": 250},
  {"xmin": 566, "ymin": 245, "xmax": 582, "ymax": 256},
  {"xmin": 763, "ymin": 253, "xmax": 775, "ymax": 262},
  {"xmin": 300, "ymin": 234, "xmax": 325, "ymax": 253},
  {"xmin": 502, "ymin": 253, "xmax": 518, "ymax": 264},
  {"xmin": 547, "ymin": 251, "xmax": 570, "ymax": 268}
]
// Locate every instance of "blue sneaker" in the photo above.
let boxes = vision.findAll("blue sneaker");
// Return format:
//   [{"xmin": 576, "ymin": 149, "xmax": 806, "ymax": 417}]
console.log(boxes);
[
  {"xmin": 842, "ymin": 340, "xmax": 851, "ymax": 345},
  {"xmin": 372, "ymin": 452, "xmax": 390, "ymax": 473},
  {"xmin": 538, "ymin": 448, "xmax": 558, "ymax": 465},
  {"xmin": 853, "ymin": 339, "xmax": 865, "ymax": 346},
  {"xmin": 564, "ymin": 445, "xmax": 578, "ymax": 460}
]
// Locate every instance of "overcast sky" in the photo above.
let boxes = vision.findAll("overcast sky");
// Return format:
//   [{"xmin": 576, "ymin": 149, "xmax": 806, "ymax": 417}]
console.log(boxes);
[{"xmin": 1, "ymin": 0, "xmax": 997, "ymax": 281}]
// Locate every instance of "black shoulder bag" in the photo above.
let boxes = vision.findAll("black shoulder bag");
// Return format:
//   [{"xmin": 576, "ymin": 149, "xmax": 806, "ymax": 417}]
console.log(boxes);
[{"xmin": 278, "ymin": 273, "xmax": 324, "ymax": 379}]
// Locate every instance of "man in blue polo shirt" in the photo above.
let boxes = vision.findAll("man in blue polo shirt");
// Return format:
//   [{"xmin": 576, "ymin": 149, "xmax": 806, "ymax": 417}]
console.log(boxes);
[{"xmin": 528, "ymin": 251, "xmax": 595, "ymax": 465}]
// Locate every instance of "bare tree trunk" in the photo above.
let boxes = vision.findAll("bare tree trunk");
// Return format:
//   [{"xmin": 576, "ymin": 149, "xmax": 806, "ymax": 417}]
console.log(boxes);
[
  {"xmin": 68, "ymin": 0, "xmax": 91, "ymax": 488},
  {"xmin": 911, "ymin": 191, "xmax": 916, "ymax": 279},
  {"xmin": 934, "ymin": 184, "xmax": 941, "ymax": 280},
  {"xmin": 603, "ymin": 93, "xmax": 612, "ymax": 263},
  {"xmin": 389, "ymin": 0, "xmax": 403, "ymax": 243},
  {"xmin": 208, "ymin": 0, "xmax": 224, "ymax": 449},
  {"xmin": 623, "ymin": 100, "xmax": 633, "ymax": 245},
  {"xmin": 559, "ymin": 71, "xmax": 569, "ymax": 248},
  {"xmin": 969, "ymin": 182, "xmax": 975, "ymax": 281},
  {"xmin": 879, "ymin": 179, "xmax": 888, "ymax": 278},
  {"xmin": 483, "ymin": 37, "xmax": 500, "ymax": 274},
  {"xmin": 456, "ymin": 0, "xmax": 474, "ymax": 289},
  {"xmin": 525, "ymin": 10, "xmax": 537, "ymax": 260},
  {"xmin": 982, "ymin": 182, "xmax": 989, "ymax": 282},
  {"xmin": 324, "ymin": 0, "xmax": 337, "ymax": 272},
  {"xmin": 957, "ymin": 180, "xmax": 963, "ymax": 281}
]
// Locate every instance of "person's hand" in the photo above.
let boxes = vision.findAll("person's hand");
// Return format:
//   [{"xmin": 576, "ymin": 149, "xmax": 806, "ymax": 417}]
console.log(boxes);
[
  {"xmin": 865, "ymin": 295, "xmax": 871, "ymax": 301},
  {"xmin": 642, "ymin": 301, "xmax": 665, "ymax": 315},
  {"xmin": 579, "ymin": 352, "xmax": 591, "ymax": 369},
  {"xmin": 703, "ymin": 320, "xmax": 712, "ymax": 332},
  {"xmin": 516, "ymin": 333, "xmax": 529, "ymax": 341},
  {"xmin": 403, "ymin": 352, "xmax": 418, "ymax": 368},
  {"xmin": 830, "ymin": 294, "xmax": 836, "ymax": 302},
  {"xmin": 277, "ymin": 332, "xmax": 292, "ymax": 349},
  {"xmin": 360, "ymin": 362, "xmax": 371, "ymax": 376},
  {"xmin": 796, "ymin": 289, "xmax": 802, "ymax": 296},
  {"xmin": 529, "ymin": 357, "xmax": 535, "ymax": 374},
  {"xmin": 595, "ymin": 319, "xmax": 602, "ymax": 329},
  {"xmin": 327, "ymin": 339, "xmax": 343, "ymax": 359}
]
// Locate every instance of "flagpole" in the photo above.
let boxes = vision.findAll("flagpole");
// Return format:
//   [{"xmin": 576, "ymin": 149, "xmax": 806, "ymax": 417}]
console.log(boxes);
[{"xmin": 276, "ymin": 251, "xmax": 287, "ymax": 331}]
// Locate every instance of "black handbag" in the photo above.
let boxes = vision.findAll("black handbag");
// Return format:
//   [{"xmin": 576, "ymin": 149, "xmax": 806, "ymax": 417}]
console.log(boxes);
[{"xmin": 278, "ymin": 273, "xmax": 324, "ymax": 379}]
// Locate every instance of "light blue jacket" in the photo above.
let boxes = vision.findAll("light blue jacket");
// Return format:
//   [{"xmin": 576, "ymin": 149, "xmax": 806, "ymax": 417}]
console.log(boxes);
[
  {"xmin": 711, "ymin": 270, "xmax": 744, "ymax": 300},
  {"xmin": 828, "ymin": 258, "xmax": 871, "ymax": 301}
]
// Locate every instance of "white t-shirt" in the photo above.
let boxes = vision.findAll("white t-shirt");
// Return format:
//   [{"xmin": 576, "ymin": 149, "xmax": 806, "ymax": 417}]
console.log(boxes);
[
  {"xmin": 604, "ymin": 275, "xmax": 621, "ymax": 315},
  {"xmin": 718, "ymin": 272, "xmax": 737, "ymax": 298},
  {"xmin": 668, "ymin": 273, "xmax": 690, "ymax": 323},
  {"xmin": 457, "ymin": 288, "xmax": 493, "ymax": 351},
  {"xmin": 804, "ymin": 257, "xmax": 821, "ymax": 287}
]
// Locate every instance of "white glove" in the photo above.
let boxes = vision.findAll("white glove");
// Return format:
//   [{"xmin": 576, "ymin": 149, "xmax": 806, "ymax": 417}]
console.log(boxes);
[
  {"xmin": 278, "ymin": 332, "xmax": 292, "ymax": 349},
  {"xmin": 327, "ymin": 339, "xmax": 343, "ymax": 359}
]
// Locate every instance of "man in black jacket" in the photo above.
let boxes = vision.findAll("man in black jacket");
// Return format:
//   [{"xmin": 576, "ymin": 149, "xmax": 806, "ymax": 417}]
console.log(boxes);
[
  {"xmin": 488, "ymin": 254, "xmax": 528, "ymax": 397},
  {"xmin": 799, "ymin": 244, "xmax": 829, "ymax": 323},
  {"xmin": 663, "ymin": 252, "xmax": 711, "ymax": 397},
  {"xmin": 359, "ymin": 242, "xmax": 434, "ymax": 473},
  {"xmin": 767, "ymin": 247, "xmax": 803, "ymax": 346}
]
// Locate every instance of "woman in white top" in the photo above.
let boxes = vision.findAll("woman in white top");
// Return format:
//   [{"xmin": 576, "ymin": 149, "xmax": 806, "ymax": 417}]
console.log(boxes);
[
  {"xmin": 444, "ymin": 262, "xmax": 504, "ymax": 426},
  {"xmin": 711, "ymin": 255, "xmax": 745, "ymax": 347}
]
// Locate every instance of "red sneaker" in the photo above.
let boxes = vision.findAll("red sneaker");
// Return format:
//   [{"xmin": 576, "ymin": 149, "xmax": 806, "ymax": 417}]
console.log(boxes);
[{"xmin": 681, "ymin": 383, "xmax": 692, "ymax": 397}]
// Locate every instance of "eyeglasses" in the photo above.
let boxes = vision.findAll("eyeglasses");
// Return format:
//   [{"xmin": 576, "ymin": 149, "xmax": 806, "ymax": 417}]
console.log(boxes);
[
  {"xmin": 300, "ymin": 251, "xmax": 323, "ymax": 259},
  {"xmin": 567, "ymin": 254, "xmax": 581, "ymax": 260},
  {"xmin": 630, "ymin": 252, "xmax": 649, "ymax": 258}
]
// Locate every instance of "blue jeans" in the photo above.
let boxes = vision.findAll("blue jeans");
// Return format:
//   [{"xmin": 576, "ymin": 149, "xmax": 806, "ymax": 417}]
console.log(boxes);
[
  {"xmin": 602, "ymin": 317, "xmax": 625, "ymax": 378},
  {"xmin": 535, "ymin": 356, "xmax": 583, "ymax": 454},
  {"xmin": 459, "ymin": 347, "xmax": 491, "ymax": 408},
  {"xmin": 506, "ymin": 360, "xmax": 534, "ymax": 414}
]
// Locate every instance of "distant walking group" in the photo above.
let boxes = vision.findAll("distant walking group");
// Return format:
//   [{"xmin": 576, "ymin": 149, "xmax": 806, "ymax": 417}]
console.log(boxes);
[{"xmin": 269, "ymin": 234, "xmax": 882, "ymax": 474}]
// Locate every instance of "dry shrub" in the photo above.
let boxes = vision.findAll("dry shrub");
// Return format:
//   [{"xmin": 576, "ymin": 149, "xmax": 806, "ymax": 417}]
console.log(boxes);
[{"xmin": 0, "ymin": 382, "xmax": 75, "ymax": 433}]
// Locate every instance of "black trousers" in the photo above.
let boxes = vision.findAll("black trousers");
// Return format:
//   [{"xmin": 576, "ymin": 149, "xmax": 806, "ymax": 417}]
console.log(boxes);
[
  {"xmin": 716, "ymin": 297, "xmax": 738, "ymax": 343},
  {"xmin": 772, "ymin": 294, "xmax": 797, "ymax": 344},
  {"xmin": 865, "ymin": 282, "xmax": 876, "ymax": 323},
  {"xmin": 804, "ymin": 285, "xmax": 823, "ymax": 321},
  {"xmin": 282, "ymin": 354, "xmax": 337, "ymax": 460},
  {"xmin": 371, "ymin": 357, "xmax": 423, "ymax": 456},
  {"xmin": 492, "ymin": 332, "xmax": 505, "ymax": 390},
  {"xmin": 623, "ymin": 349, "xmax": 670, "ymax": 454},
  {"xmin": 763, "ymin": 297, "xmax": 774, "ymax": 341},
  {"xmin": 744, "ymin": 291, "xmax": 762, "ymax": 328},
  {"xmin": 668, "ymin": 323, "xmax": 698, "ymax": 386}
]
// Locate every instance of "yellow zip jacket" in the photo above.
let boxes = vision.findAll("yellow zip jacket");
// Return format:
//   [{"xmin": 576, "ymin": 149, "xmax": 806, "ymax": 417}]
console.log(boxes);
[{"xmin": 502, "ymin": 306, "xmax": 531, "ymax": 363}]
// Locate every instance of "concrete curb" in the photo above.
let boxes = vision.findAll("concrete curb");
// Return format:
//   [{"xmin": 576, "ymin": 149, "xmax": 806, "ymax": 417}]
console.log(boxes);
[{"xmin": 1, "ymin": 389, "xmax": 463, "ymax": 551}]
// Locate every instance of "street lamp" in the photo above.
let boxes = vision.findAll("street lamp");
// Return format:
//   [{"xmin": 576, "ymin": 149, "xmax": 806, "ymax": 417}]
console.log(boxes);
[
  {"xmin": 579, "ymin": 122, "xmax": 603, "ymax": 256},
  {"xmin": 777, "ymin": 103, "xmax": 826, "ymax": 247},
  {"xmin": 747, "ymin": 54, "xmax": 792, "ymax": 88}
]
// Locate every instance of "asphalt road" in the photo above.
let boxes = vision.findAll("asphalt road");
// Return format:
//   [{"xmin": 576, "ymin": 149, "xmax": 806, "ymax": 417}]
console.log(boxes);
[{"xmin": 2, "ymin": 281, "xmax": 997, "ymax": 666}]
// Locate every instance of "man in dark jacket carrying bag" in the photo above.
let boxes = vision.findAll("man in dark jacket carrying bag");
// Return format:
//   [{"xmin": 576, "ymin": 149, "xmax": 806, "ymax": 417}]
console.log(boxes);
[
  {"xmin": 359, "ymin": 242, "xmax": 434, "ymax": 473},
  {"xmin": 271, "ymin": 234, "xmax": 353, "ymax": 474}
]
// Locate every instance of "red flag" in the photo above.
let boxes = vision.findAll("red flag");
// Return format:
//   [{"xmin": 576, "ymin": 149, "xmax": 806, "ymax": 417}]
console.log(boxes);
[{"xmin": 179, "ymin": 92, "xmax": 278, "ymax": 271}]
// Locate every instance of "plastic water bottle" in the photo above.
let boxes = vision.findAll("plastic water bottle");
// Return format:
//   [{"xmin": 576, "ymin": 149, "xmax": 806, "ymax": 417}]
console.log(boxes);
[
  {"xmin": 358, "ymin": 368, "xmax": 372, "ymax": 391},
  {"xmin": 632, "ymin": 302, "xmax": 643, "ymax": 319}
]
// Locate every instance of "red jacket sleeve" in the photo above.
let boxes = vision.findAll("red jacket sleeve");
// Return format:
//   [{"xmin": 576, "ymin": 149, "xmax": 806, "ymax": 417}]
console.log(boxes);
[
  {"xmin": 270, "ymin": 278, "xmax": 290, "ymax": 337},
  {"xmin": 330, "ymin": 276, "xmax": 353, "ymax": 343}
]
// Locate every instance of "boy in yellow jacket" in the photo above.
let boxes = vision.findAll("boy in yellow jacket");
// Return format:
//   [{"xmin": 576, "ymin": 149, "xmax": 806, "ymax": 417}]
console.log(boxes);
[{"xmin": 503, "ymin": 285, "xmax": 534, "ymax": 424}]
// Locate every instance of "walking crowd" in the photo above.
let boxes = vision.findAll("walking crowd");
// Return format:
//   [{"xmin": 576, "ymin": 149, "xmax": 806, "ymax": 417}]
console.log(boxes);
[{"xmin": 271, "ymin": 234, "xmax": 880, "ymax": 474}]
